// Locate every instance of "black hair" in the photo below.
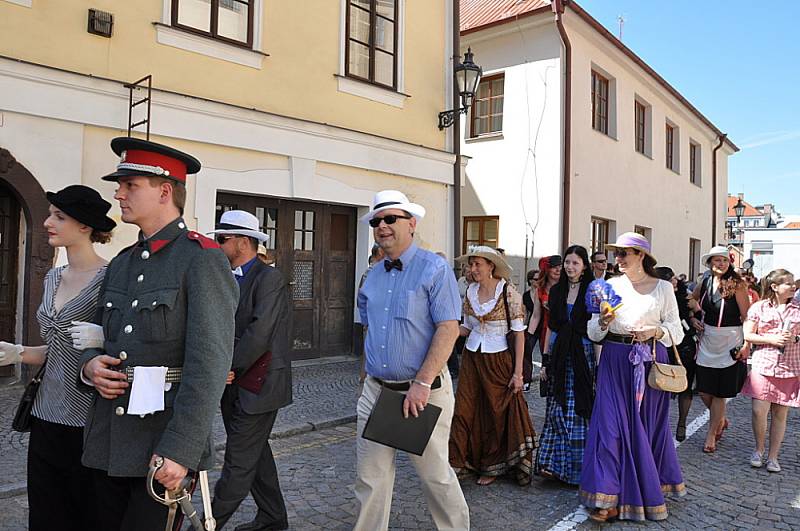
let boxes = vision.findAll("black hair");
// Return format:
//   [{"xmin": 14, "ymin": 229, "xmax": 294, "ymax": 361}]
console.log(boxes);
[
  {"xmin": 555, "ymin": 245, "xmax": 592, "ymax": 293},
  {"xmin": 590, "ymin": 251, "xmax": 606, "ymax": 262}
]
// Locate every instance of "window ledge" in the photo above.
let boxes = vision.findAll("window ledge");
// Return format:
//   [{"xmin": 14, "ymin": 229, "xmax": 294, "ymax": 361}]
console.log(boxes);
[
  {"xmin": 591, "ymin": 128, "xmax": 618, "ymax": 141},
  {"xmin": 335, "ymin": 75, "xmax": 409, "ymax": 109},
  {"xmin": 466, "ymin": 132, "xmax": 504, "ymax": 143},
  {"xmin": 635, "ymin": 150, "xmax": 653, "ymax": 160},
  {"xmin": 153, "ymin": 23, "xmax": 267, "ymax": 70},
  {"xmin": 4, "ymin": 0, "xmax": 32, "ymax": 6}
]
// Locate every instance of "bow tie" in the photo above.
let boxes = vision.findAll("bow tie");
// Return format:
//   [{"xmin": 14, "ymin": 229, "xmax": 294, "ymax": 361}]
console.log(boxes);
[
  {"xmin": 384, "ymin": 259, "xmax": 403, "ymax": 272},
  {"xmin": 232, "ymin": 266, "xmax": 244, "ymax": 277}
]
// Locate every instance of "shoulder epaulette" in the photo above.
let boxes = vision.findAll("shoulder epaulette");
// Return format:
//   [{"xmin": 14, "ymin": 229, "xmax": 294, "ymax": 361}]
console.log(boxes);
[{"xmin": 186, "ymin": 231, "xmax": 220, "ymax": 249}]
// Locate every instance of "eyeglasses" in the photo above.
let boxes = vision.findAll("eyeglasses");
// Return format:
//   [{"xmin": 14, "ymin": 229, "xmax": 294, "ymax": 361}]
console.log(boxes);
[
  {"xmin": 368, "ymin": 214, "xmax": 412, "ymax": 228},
  {"xmin": 613, "ymin": 249, "xmax": 638, "ymax": 258},
  {"xmin": 593, "ymin": 259, "xmax": 607, "ymax": 264},
  {"xmin": 215, "ymin": 235, "xmax": 240, "ymax": 245}
]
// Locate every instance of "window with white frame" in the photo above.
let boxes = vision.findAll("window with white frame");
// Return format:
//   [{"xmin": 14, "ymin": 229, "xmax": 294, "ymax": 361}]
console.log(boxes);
[{"xmin": 172, "ymin": 0, "xmax": 254, "ymax": 46}]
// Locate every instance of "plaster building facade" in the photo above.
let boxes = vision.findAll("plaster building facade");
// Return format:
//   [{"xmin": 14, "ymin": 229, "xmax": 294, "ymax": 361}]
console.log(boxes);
[
  {"xmin": 0, "ymin": 0, "xmax": 458, "ymax": 359},
  {"xmin": 458, "ymin": 0, "xmax": 738, "ymax": 286}
]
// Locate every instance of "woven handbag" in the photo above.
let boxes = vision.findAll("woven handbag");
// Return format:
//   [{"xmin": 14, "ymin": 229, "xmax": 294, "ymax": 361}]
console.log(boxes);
[{"xmin": 647, "ymin": 330, "xmax": 688, "ymax": 393}]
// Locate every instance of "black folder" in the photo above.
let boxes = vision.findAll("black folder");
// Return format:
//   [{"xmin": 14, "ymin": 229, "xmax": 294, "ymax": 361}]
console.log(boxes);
[{"xmin": 361, "ymin": 387, "xmax": 442, "ymax": 456}]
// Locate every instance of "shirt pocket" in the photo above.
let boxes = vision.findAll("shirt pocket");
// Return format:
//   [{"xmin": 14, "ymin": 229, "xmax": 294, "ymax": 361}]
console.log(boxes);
[
  {"xmin": 396, "ymin": 288, "xmax": 428, "ymax": 321},
  {"xmin": 100, "ymin": 289, "xmax": 128, "ymax": 341},
  {"xmin": 135, "ymin": 288, "xmax": 180, "ymax": 343}
]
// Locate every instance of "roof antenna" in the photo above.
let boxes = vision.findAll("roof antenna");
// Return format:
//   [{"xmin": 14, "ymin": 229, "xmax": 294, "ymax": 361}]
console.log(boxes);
[{"xmin": 617, "ymin": 14, "xmax": 625, "ymax": 41}]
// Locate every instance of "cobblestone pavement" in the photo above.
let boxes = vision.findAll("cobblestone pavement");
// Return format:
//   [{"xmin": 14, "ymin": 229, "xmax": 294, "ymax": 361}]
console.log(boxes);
[{"xmin": 1, "ymin": 356, "xmax": 799, "ymax": 530}]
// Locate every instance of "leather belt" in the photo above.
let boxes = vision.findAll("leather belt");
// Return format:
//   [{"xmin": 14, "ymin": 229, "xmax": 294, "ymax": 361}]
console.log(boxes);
[
  {"xmin": 373, "ymin": 375, "xmax": 442, "ymax": 391},
  {"xmin": 125, "ymin": 367, "xmax": 183, "ymax": 383},
  {"xmin": 605, "ymin": 333, "xmax": 636, "ymax": 345}
]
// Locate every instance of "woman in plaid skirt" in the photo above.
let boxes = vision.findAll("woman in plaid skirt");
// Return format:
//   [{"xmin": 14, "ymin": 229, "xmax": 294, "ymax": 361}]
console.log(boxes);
[{"xmin": 535, "ymin": 245, "xmax": 596, "ymax": 485}]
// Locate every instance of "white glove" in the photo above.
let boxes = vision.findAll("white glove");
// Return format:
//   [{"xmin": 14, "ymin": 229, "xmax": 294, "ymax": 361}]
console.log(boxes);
[
  {"xmin": 69, "ymin": 321, "xmax": 105, "ymax": 350},
  {"xmin": 0, "ymin": 342, "xmax": 24, "ymax": 366}
]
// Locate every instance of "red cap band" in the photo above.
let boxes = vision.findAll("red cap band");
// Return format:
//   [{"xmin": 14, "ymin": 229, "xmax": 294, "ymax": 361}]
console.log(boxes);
[{"xmin": 120, "ymin": 150, "xmax": 188, "ymax": 183}]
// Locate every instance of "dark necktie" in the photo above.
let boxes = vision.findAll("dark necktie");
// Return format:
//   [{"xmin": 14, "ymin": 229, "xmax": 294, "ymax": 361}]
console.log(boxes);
[{"xmin": 384, "ymin": 259, "xmax": 403, "ymax": 272}]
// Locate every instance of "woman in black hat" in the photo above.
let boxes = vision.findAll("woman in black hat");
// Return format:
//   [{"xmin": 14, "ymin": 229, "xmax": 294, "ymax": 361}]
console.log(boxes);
[{"xmin": 0, "ymin": 184, "xmax": 115, "ymax": 530}]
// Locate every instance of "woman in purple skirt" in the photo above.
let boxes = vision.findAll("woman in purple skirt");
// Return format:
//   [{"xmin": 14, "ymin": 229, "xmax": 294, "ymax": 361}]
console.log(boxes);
[{"xmin": 580, "ymin": 233, "xmax": 686, "ymax": 522}]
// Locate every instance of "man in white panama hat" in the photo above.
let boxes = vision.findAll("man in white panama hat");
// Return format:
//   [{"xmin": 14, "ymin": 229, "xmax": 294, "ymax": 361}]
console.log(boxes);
[
  {"xmin": 355, "ymin": 190, "xmax": 469, "ymax": 530},
  {"xmin": 208, "ymin": 210, "xmax": 292, "ymax": 530}
]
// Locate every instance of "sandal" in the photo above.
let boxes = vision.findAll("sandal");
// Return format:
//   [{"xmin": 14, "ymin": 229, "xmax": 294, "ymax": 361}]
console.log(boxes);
[
  {"xmin": 538, "ymin": 469, "xmax": 557, "ymax": 480},
  {"xmin": 476, "ymin": 476, "xmax": 496, "ymax": 486},
  {"xmin": 588, "ymin": 507, "xmax": 619, "ymax": 523},
  {"xmin": 676, "ymin": 423, "xmax": 686, "ymax": 442},
  {"xmin": 715, "ymin": 418, "xmax": 730, "ymax": 443},
  {"xmin": 703, "ymin": 443, "xmax": 716, "ymax": 453}
]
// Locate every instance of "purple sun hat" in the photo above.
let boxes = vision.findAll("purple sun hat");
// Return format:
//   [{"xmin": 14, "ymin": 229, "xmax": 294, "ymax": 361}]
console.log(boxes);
[{"xmin": 605, "ymin": 232, "xmax": 657, "ymax": 264}]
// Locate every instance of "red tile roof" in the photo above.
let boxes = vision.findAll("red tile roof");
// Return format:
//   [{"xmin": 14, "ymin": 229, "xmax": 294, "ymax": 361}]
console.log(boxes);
[
  {"xmin": 461, "ymin": 0, "xmax": 551, "ymax": 34},
  {"xmin": 783, "ymin": 222, "xmax": 800, "ymax": 229},
  {"xmin": 727, "ymin": 196, "xmax": 761, "ymax": 217}
]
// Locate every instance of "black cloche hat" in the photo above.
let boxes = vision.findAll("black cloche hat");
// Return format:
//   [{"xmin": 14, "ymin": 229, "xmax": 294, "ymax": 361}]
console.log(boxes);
[
  {"xmin": 46, "ymin": 185, "xmax": 116, "ymax": 232},
  {"xmin": 102, "ymin": 137, "xmax": 202, "ymax": 185}
]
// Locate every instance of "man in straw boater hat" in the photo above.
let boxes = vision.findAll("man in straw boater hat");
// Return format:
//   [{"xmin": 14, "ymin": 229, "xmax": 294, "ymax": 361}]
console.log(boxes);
[
  {"xmin": 208, "ymin": 210, "xmax": 292, "ymax": 531},
  {"xmin": 355, "ymin": 190, "xmax": 470, "ymax": 530},
  {"xmin": 79, "ymin": 137, "xmax": 238, "ymax": 530}
]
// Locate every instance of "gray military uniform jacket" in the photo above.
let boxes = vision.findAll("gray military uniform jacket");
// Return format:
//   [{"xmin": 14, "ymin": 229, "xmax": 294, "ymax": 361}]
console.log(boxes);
[
  {"xmin": 231, "ymin": 259, "xmax": 292, "ymax": 414},
  {"xmin": 80, "ymin": 217, "xmax": 238, "ymax": 477}
]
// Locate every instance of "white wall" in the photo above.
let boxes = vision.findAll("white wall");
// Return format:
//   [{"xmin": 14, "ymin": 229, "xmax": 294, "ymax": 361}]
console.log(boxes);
[
  {"xmin": 460, "ymin": 21, "xmax": 563, "ymax": 285},
  {"xmin": 566, "ymin": 13, "xmax": 734, "ymax": 274},
  {"xmin": 743, "ymin": 229, "xmax": 800, "ymax": 279}
]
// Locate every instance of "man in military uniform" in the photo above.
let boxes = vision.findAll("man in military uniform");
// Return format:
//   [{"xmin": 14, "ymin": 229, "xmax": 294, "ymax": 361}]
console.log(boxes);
[
  {"xmin": 80, "ymin": 137, "xmax": 238, "ymax": 529},
  {"xmin": 209, "ymin": 210, "xmax": 292, "ymax": 531}
]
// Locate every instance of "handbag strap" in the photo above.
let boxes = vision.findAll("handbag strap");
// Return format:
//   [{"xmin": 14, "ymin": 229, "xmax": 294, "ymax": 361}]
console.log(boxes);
[
  {"xmin": 502, "ymin": 281, "xmax": 512, "ymax": 332},
  {"xmin": 652, "ymin": 330, "xmax": 684, "ymax": 367}
]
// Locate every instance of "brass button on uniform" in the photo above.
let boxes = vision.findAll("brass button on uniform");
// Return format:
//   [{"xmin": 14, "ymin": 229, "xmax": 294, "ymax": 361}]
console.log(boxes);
[
  {"xmin": 131, "ymin": 300, "xmax": 139, "ymax": 308},
  {"xmin": 119, "ymin": 351, "xmax": 128, "ymax": 361},
  {"xmin": 141, "ymin": 250, "xmax": 150, "ymax": 260},
  {"xmin": 137, "ymin": 274, "xmax": 145, "ymax": 283},
  {"xmin": 115, "ymin": 407, "xmax": 125, "ymax": 416},
  {"xmin": 124, "ymin": 325, "xmax": 133, "ymax": 334},
  {"xmin": 178, "ymin": 222, "xmax": 186, "ymax": 229},
  {"xmin": 106, "ymin": 302, "xmax": 113, "ymax": 308}
]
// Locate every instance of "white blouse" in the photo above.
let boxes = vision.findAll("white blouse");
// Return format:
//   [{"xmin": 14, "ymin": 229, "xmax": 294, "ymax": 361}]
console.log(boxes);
[
  {"xmin": 587, "ymin": 276, "xmax": 684, "ymax": 347},
  {"xmin": 462, "ymin": 279, "xmax": 526, "ymax": 353}
]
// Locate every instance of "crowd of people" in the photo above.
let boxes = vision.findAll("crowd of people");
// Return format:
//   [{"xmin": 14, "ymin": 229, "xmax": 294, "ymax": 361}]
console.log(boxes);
[
  {"xmin": 440, "ymin": 233, "xmax": 800, "ymax": 524},
  {"xmin": 0, "ymin": 132, "xmax": 797, "ymax": 529}
]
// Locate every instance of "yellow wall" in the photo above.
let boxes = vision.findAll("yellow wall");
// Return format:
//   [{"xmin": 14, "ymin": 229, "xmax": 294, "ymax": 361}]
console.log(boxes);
[{"xmin": 1, "ymin": 0, "xmax": 447, "ymax": 150}]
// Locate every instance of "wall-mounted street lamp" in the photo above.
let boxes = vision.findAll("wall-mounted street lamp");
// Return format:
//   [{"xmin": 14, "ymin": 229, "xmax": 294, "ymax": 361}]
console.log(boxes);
[
  {"xmin": 733, "ymin": 197, "xmax": 745, "ymax": 222},
  {"xmin": 438, "ymin": 48, "xmax": 482, "ymax": 130}
]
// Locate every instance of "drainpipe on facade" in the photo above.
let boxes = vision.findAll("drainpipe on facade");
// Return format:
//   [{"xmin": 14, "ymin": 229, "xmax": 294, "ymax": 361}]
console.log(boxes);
[
  {"xmin": 452, "ymin": 0, "xmax": 462, "ymax": 260},
  {"xmin": 711, "ymin": 133, "xmax": 727, "ymax": 246},
  {"xmin": 552, "ymin": 0, "xmax": 572, "ymax": 252}
]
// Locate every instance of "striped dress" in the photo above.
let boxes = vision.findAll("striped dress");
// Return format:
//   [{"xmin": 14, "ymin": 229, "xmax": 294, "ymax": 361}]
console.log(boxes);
[{"xmin": 33, "ymin": 265, "xmax": 106, "ymax": 427}]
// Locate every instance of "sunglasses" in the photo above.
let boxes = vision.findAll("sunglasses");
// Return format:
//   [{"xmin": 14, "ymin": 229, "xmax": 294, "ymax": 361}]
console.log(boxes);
[
  {"xmin": 613, "ymin": 249, "xmax": 638, "ymax": 258},
  {"xmin": 215, "ymin": 235, "xmax": 241, "ymax": 245},
  {"xmin": 593, "ymin": 259, "xmax": 607, "ymax": 264},
  {"xmin": 368, "ymin": 214, "xmax": 412, "ymax": 228}
]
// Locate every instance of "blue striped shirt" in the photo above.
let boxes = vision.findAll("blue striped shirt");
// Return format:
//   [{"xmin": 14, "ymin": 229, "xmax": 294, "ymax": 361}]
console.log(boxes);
[{"xmin": 357, "ymin": 243, "xmax": 461, "ymax": 380}]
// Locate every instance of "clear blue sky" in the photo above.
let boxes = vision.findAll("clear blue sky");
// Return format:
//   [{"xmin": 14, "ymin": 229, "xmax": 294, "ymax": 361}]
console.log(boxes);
[{"xmin": 577, "ymin": 0, "xmax": 800, "ymax": 214}]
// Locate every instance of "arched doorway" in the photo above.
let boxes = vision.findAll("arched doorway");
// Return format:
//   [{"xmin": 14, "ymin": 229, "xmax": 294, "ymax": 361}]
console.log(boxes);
[{"xmin": 0, "ymin": 148, "xmax": 54, "ymax": 373}]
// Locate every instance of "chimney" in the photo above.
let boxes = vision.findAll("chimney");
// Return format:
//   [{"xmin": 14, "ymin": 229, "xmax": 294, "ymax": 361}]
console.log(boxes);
[
  {"xmin": 737, "ymin": 193, "xmax": 745, "ymax": 200},
  {"xmin": 763, "ymin": 203, "xmax": 773, "ymax": 214}
]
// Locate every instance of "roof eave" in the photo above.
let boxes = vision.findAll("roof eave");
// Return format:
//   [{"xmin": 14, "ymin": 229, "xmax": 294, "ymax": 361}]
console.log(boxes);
[{"xmin": 460, "ymin": 5, "xmax": 552, "ymax": 36}]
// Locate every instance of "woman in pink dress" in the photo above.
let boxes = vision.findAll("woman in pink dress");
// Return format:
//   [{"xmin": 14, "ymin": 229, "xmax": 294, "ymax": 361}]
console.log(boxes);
[{"xmin": 742, "ymin": 268, "xmax": 800, "ymax": 473}]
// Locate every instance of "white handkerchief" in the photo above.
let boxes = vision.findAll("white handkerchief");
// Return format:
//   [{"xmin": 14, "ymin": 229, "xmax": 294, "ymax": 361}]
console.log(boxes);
[{"xmin": 127, "ymin": 366, "xmax": 169, "ymax": 415}]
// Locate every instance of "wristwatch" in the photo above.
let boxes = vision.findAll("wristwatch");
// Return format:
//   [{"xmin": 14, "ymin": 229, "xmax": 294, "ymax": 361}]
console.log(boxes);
[{"xmin": 794, "ymin": 335, "xmax": 799, "ymax": 344}]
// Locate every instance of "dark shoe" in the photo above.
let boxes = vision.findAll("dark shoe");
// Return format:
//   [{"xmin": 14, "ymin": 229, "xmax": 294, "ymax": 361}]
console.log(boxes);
[
  {"xmin": 234, "ymin": 519, "xmax": 289, "ymax": 531},
  {"xmin": 676, "ymin": 423, "xmax": 686, "ymax": 442}
]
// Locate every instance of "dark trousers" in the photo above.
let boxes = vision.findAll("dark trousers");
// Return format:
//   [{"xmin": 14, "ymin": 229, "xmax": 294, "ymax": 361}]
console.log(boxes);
[
  {"xmin": 523, "ymin": 329, "xmax": 541, "ymax": 384},
  {"xmin": 448, "ymin": 336, "xmax": 465, "ymax": 377},
  {"xmin": 91, "ymin": 469, "xmax": 184, "ymax": 531},
  {"xmin": 212, "ymin": 386, "xmax": 287, "ymax": 530},
  {"xmin": 28, "ymin": 417, "xmax": 94, "ymax": 531}
]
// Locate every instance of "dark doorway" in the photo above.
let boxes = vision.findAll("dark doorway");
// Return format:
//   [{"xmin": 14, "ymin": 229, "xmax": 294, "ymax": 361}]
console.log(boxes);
[
  {"xmin": 0, "ymin": 183, "xmax": 20, "ymax": 350},
  {"xmin": 216, "ymin": 193, "xmax": 357, "ymax": 360},
  {"xmin": 0, "ymin": 148, "xmax": 54, "ymax": 381}
]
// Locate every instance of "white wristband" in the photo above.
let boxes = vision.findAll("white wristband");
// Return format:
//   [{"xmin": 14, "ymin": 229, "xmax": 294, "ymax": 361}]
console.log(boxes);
[{"xmin": 413, "ymin": 379, "xmax": 432, "ymax": 389}]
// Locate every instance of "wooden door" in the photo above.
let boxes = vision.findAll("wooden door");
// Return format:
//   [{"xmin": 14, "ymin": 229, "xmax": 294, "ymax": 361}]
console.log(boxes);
[
  {"xmin": 0, "ymin": 183, "xmax": 20, "ymax": 343},
  {"xmin": 216, "ymin": 193, "xmax": 356, "ymax": 360}
]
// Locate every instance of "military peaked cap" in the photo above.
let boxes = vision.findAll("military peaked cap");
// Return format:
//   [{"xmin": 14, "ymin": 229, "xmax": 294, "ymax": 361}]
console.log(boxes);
[{"xmin": 103, "ymin": 137, "xmax": 202, "ymax": 185}]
